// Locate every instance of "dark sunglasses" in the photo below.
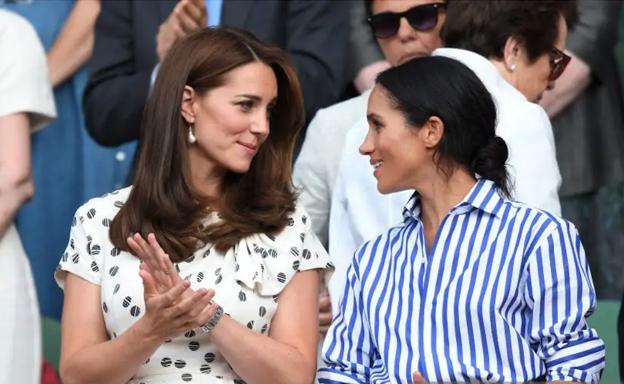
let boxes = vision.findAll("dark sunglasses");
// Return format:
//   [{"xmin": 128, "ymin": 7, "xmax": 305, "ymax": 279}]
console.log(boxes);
[
  {"xmin": 367, "ymin": 3, "xmax": 447, "ymax": 39},
  {"xmin": 549, "ymin": 47, "xmax": 571, "ymax": 81}
]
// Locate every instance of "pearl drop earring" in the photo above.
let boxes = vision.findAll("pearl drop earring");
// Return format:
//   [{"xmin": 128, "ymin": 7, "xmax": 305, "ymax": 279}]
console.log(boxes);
[{"xmin": 188, "ymin": 124, "xmax": 196, "ymax": 144}]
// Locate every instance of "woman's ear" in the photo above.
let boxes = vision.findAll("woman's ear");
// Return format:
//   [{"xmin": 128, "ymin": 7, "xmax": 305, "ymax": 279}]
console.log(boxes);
[
  {"xmin": 180, "ymin": 85, "xmax": 196, "ymax": 124},
  {"xmin": 422, "ymin": 116, "xmax": 444, "ymax": 148},
  {"xmin": 502, "ymin": 35, "xmax": 522, "ymax": 73}
]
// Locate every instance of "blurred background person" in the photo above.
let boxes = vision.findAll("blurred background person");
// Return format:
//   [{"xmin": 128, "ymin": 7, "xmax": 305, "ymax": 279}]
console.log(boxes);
[
  {"xmin": 0, "ymin": 0, "xmax": 136, "ymax": 321},
  {"xmin": 540, "ymin": 0, "xmax": 624, "ymax": 300},
  {"xmin": 83, "ymin": 0, "xmax": 349, "ymax": 154},
  {"xmin": 539, "ymin": 2, "xmax": 624, "ymax": 379},
  {"xmin": 0, "ymin": 8, "xmax": 56, "ymax": 384}
]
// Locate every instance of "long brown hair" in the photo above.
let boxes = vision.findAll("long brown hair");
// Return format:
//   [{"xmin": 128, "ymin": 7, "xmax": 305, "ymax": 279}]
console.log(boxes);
[{"xmin": 109, "ymin": 27, "xmax": 304, "ymax": 261}]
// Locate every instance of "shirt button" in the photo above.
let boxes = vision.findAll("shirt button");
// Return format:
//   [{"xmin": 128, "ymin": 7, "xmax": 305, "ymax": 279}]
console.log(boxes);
[{"xmin": 115, "ymin": 151, "xmax": 126, "ymax": 162}]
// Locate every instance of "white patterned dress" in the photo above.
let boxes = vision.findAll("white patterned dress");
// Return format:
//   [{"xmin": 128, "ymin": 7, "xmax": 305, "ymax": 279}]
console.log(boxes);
[{"xmin": 55, "ymin": 187, "xmax": 332, "ymax": 383}]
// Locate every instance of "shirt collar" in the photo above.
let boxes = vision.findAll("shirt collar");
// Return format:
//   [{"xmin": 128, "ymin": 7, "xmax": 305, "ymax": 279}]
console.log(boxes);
[{"xmin": 402, "ymin": 178, "xmax": 506, "ymax": 224}]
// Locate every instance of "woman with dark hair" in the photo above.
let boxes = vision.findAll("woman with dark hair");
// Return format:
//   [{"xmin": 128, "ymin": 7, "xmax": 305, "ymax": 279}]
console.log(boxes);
[
  {"xmin": 55, "ymin": 27, "xmax": 331, "ymax": 384},
  {"xmin": 323, "ymin": 0, "xmax": 574, "ymax": 329},
  {"xmin": 318, "ymin": 56, "xmax": 604, "ymax": 383}
]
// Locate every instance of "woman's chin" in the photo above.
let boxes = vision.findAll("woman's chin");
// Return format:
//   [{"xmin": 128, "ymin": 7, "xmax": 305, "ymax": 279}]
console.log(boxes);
[
  {"xmin": 226, "ymin": 161, "xmax": 252, "ymax": 174},
  {"xmin": 376, "ymin": 182, "xmax": 394, "ymax": 195}
]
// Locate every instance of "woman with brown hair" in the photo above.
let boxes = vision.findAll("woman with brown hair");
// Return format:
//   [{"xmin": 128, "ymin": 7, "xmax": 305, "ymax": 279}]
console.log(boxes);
[{"xmin": 55, "ymin": 27, "xmax": 331, "ymax": 384}]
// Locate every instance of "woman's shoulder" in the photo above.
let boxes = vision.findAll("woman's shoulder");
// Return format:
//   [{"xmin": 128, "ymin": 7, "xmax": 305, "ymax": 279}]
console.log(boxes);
[
  {"xmin": 501, "ymin": 199, "xmax": 578, "ymax": 243},
  {"xmin": 73, "ymin": 186, "xmax": 132, "ymax": 226},
  {"xmin": 77, "ymin": 186, "xmax": 132, "ymax": 212},
  {"xmin": 498, "ymin": 94, "xmax": 551, "ymax": 131}
]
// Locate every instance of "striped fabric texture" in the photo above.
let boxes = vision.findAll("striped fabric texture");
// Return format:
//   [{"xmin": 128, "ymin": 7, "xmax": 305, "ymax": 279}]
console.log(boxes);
[{"xmin": 318, "ymin": 179, "xmax": 604, "ymax": 383}]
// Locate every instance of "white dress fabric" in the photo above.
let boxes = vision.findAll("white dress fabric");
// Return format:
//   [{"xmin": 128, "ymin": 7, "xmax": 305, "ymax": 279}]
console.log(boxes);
[
  {"xmin": 0, "ymin": 9, "xmax": 56, "ymax": 384},
  {"xmin": 55, "ymin": 187, "xmax": 332, "ymax": 383}
]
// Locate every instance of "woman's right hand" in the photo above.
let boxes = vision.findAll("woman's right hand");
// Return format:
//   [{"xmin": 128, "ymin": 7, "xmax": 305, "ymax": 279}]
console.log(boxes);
[
  {"xmin": 137, "ymin": 268, "xmax": 219, "ymax": 341},
  {"xmin": 128, "ymin": 233, "xmax": 187, "ymax": 293}
]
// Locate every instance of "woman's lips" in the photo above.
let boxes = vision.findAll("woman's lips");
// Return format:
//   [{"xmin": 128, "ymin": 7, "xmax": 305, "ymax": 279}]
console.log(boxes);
[{"xmin": 238, "ymin": 142, "xmax": 257, "ymax": 153}]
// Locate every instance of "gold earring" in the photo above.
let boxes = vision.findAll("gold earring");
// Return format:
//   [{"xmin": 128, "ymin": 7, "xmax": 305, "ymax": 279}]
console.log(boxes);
[{"xmin": 188, "ymin": 124, "xmax": 196, "ymax": 144}]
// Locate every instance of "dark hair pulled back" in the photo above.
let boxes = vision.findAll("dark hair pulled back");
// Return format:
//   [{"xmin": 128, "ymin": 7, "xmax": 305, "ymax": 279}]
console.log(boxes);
[{"xmin": 376, "ymin": 56, "xmax": 511, "ymax": 197}]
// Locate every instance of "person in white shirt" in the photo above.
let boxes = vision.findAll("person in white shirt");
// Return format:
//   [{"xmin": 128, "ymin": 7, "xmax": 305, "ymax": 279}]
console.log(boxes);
[
  {"xmin": 328, "ymin": 0, "xmax": 576, "ymax": 314},
  {"xmin": 0, "ymin": 9, "xmax": 56, "ymax": 384}
]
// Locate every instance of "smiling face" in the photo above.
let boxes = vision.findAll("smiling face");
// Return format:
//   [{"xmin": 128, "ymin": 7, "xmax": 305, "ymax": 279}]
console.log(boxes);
[
  {"xmin": 182, "ymin": 61, "xmax": 278, "ymax": 180},
  {"xmin": 360, "ymin": 85, "xmax": 436, "ymax": 194},
  {"xmin": 371, "ymin": 0, "xmax": 446, "ymax": 66}
]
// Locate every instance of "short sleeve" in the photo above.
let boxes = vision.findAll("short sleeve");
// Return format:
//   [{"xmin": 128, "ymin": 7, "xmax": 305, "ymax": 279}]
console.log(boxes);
[
  {"xmin": 55, "ymin": 204, "xmax": 104, "ymax": 289},
  {"xmin": 0, "ymin": 10, "xmax": 56, "ymax": 131},
  {"xmin": 296, "ymin": 207, "xmax": 333, "ymax": 273}
]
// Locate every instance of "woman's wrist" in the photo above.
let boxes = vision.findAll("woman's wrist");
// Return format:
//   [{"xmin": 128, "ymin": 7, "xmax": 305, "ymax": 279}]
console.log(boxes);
[
  {"xmin": 205, "ymin": 310, "xmax": 231, "ymax": 342},
  {"xmin": 132, "ymin": 316, "xmax": 167, "ymax": 347}
]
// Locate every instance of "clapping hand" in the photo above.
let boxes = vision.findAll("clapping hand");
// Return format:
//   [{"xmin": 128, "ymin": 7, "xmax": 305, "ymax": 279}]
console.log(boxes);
[
  {"xmin": 128, "ymin": 232, "xmax": 220, "ymax": 339},
  {"xmin": 128, "ymin": 233, "xmax": 184, "ymax": 293}
]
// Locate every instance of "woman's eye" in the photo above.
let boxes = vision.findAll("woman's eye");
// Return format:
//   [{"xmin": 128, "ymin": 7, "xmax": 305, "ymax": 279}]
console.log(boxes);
[
  {"xmin": 371, "ymin": 120, "xmax": 383, "ymax": 131},
  {"xmin": 238, "ymin": 101, "xmax": 253, "ymax": 111}
]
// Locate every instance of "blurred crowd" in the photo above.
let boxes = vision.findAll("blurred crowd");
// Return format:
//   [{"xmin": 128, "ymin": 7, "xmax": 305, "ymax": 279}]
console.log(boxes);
[{"xmin": 1, "ymin": 0, "xmax": 624, "ymax": 383}]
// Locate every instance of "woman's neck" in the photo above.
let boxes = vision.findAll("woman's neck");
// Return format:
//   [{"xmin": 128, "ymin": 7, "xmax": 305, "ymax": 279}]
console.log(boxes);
[
  {"xmin": 187, "ymin": 151, "xmax": 225, "ymax": 201},
  {"xmin": 416, "ymin": 168, "xmax": 477, "ymax": 231}
]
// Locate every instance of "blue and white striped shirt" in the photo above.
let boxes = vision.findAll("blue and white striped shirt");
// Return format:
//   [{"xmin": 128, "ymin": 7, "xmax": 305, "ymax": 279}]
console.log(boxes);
[{"xmin": 318, "ymin": 179, "xmax": 604, "ymax": 383}]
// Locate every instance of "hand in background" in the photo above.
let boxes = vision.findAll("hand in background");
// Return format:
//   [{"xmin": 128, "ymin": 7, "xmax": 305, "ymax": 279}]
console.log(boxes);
[
  {"xmin": 157, "ymin": 0, "xmax": 207, "ymax": 62},
  {"xmin": 353, "ymin": 60, "xmax": 391, "ymax": 94},
  {"xmin": 412, "ymin": 371, "xmax": 426, "ymax": 384},
  {"xmin": 318, "ymin": 293, "xmax": 333, "ymax": 337}
]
